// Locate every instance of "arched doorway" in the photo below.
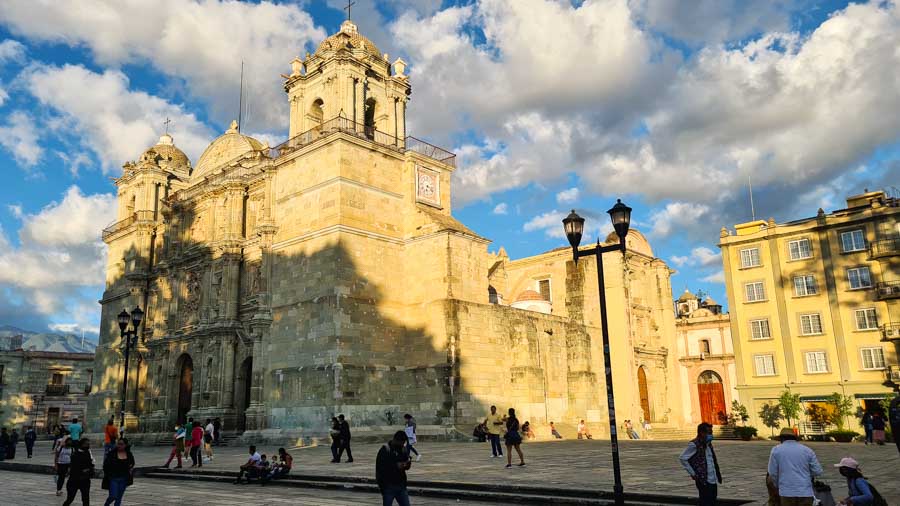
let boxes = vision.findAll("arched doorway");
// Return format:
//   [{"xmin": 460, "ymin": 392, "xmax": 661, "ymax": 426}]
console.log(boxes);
[
  {"xmin": 637, "ymin": 366, "xmax": 651, "ymax": 422},
  {"xmin": 235, "ymin": 357, "xmax": 253, "ymax": 431},
  {"xmin": 698, "ymin": 370, "xmax": 726, "ymax": 425},
  {"xmin": 309, "ymin": 98, "xmax": 324, "ymax": 134},
  {"xmin": 176, "ymin": 354, "xmax": 193, "ymax": 425},
  {"xmin": 364, "ymin": 98, "xmax": 377, "ymax": 139}
]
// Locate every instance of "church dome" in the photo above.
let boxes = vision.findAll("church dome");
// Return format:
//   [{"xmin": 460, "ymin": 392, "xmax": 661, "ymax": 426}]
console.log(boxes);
[
  {"xmin": 140, "ymin": 134, "xmax": 190, "ymax": 171},
  {"xmin": 677, "ymin": 289, "xmax": 698, "ymax": 302},
  {"xmin": 192, "ymin": 120, "xmax": 264, "ymax": 181},
  {"xmin": 604, "ymin": 228, "xmax": 654, "ymax": 257},
  {"xmin": 515, "ymin": 290, "xmax": 544, "ymax": 302},
  {"xmin": 701, "ymin": 296, "xmax": 719, "ymax": 306},
  {"xmin": 315, "ymin": 20, "xmax": 383, "ymax": 60}
]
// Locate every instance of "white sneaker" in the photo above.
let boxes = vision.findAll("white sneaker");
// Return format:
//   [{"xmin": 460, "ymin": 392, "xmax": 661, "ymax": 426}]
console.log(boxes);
[{"xmin": 416, "ymin": 455, "xmax": 421, "ymax": 462}]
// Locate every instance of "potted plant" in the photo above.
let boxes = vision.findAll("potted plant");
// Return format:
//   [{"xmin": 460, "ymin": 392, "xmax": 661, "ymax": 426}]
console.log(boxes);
[{"xmin": 733, "ymin": 426, "xmax": 758, "ymax": 441}]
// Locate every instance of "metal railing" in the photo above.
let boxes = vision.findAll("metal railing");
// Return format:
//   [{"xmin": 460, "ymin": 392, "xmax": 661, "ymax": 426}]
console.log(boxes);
[
  {"xmin": 101, "ymin": 213, "xmax": 137, "ymax": 241},
  {"xmin": 876, "ymin": 280, "xmax": 900, "ymax": 300},
  {"xmin": 882, "ymin": 323, "xmax": 900, "ymax": 341},
  {"xmin": 870, "ymin": 237, "xmax": 899, "ymax": 257},
  {"xmin": 405, "ymin": 136, "xmax": 456, "ymax": 166},
  {"xmin": 45, "ymin": 384, "xmax": 69, "ymax": 396}
]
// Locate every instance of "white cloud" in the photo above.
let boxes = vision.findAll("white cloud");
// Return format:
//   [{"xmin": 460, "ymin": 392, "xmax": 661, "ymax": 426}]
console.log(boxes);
[
  {"xmin": 701, "ymin": 270, "xmax": 726, "ymax": 284},
  {"xmin": 0, "ymin": 85, "xmax": 8, "ymax": 106},
  {"xmin": 0, "ymin": 39, "xmax": 25, "ymax": 63},
  {"xmin": 671, "ymin": 246, "xmax": 721, "ymax": 268},
  {"xmin": 24, "ymin": 64, "xmax": 214, "ymax": 173},
  {"xmin": 632, "ymin": 0, "xmax": 797, "ymax": 45},
  {"xmin": 492, "ymin": 202, "xmax": 508, "ymax": 215},
  {"xmin": 0, "ymin": 110, "xmax": 41, "ymax": 167},
  {"xmin": 648, "ymin": 202, "xmax": 711, "ymax": 237},
  {"xmin": 0, "ymin": 186, "xmax": 115, "ymax": 326},
  {"xmin": 523, "ymin": 208, "xmax": 612, "ymax": 240},
  {"xmin": 0, "ymin": 0, "xmax": 326, "ymax": 129},
  {"xmin": 556, "ymin": 187, "xmax": 580, "ymax": 204}
]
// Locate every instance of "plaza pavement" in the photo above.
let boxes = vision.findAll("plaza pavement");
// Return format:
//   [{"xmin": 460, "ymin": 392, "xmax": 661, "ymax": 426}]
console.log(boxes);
[{"xmin": 4, "ymin": 438, "xmax": 898, "ymax": 505}]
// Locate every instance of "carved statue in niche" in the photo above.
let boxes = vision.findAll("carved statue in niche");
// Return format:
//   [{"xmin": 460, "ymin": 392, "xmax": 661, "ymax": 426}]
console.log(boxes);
[
  {"xmin": 184, "ymin": 270, "xmax": 201, "ymax": 323},
  {"xmin": 248, "ymin": 262, "xmax": 262, "ymax": 295},
  {"xmin": 211, "ymin": 272, "xmax": 223, "ymax": 318},
  {"xmin": 190, "ymin": 211, "xmax": 205, "ymax": 242}
]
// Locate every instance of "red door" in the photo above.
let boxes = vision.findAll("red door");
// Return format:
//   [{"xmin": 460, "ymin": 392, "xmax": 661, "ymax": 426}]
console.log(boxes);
[{"xmin": 698, "ymin": 371, "xmax": 726, "ymax": 425}]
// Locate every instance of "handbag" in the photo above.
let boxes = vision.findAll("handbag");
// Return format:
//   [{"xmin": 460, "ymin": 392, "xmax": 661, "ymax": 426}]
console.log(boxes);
[
  {"xmin": 812, "ymin": 480, "xmax": 835, "ymax": 506},
  {"xmin": 101, "ymin": 475, "xmax": 110, "ymax": 490}
]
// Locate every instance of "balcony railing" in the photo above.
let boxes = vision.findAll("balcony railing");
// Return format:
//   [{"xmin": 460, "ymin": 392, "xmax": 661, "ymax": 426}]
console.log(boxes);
[
  {"xmin": 882, "ymin": 323, "xmax": 900, "ymax": 341},
  {"xmin": 272, "ymin": 116, "xmax": 456, "ymax": 167},
  {"xmin": 876, "ymin": 280, "xmax": 900, "ymax": 300},
  {"xmin": 870, "ymin": 237, "xmax": 899, "ymax": 258},
  {"xmin": 45, "ymin": 384, "xmax": 69, "ymax": 396},
  {"xmin": 101, "ymin": 213, "xmax": 137, "ymax": 241}
]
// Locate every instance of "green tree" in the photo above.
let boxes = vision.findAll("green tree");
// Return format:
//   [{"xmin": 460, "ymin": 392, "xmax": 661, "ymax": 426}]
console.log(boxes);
[
  {"xmin": 727, "ymin": 400, "xmax": 750, "ymax": 427},
  {"xmin": 806, "ymin": 404, "xmax": 830, "ymax": 426},
  {"xmin": 826, "ymin": 393, "xmax": 855, "ymax": 430},
  {"xmin": 778, "ymin": 390, "xmax": 802, "ymax": 427},
  {"xmin": 758, "ymin": 403, "xmax": 783, "ymax": 436}
]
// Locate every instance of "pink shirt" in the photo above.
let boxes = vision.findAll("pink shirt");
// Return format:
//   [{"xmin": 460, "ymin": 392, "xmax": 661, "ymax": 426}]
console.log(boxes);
[{"xmin": 191, "ymin": 426, "xmax": 204, "ymax": 446}]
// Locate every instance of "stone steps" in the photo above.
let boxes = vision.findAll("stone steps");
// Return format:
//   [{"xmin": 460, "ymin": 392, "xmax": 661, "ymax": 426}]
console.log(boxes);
[{"xmin": 647, "ymin": 426, "xmax": 738, "ymax": 441}]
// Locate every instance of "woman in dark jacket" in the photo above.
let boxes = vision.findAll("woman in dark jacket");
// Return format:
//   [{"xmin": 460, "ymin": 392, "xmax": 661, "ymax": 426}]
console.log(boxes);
[
  {"xmin": 329, "ymin": 416, "xmax": 341, "ymax": 463},
  {"xmin": 62, "ymin": 438, "xmax": 95, "ymax": 506},
  {"xmin": 103, "ymin": 438, "xmax": 135, "ymax": 506}
]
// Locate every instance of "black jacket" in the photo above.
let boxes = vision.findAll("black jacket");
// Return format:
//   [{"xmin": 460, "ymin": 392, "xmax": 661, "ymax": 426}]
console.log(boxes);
[
  {"xmin": 69, "ymin": 448, "xmax": 95, "ymax": 480},
  {"xmin": 339, "ymin": 420, "xmax": 351, "ymax": 440},
  {"xmin": 375, "ymin": 443, "xmax": 409, "ymax": 489}
]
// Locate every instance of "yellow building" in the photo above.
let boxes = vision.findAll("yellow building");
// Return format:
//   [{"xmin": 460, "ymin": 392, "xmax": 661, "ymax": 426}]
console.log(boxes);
[{"xmin": 720, "ymin": 190, "xmax": 899, "ymax": 432}]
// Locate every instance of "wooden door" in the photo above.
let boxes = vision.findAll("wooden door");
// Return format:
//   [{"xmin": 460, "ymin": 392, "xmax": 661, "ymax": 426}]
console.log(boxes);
[
  {"xmin": 698, "ymin": 371, "xmax": 726, "ymax": 425},
  {"xmin": 177, "ymin": 355, "xmax": 193, "ymax": 425},
  {"xmin": 637, "ymin": 367, "xmax": 651, "ymax": 422}
]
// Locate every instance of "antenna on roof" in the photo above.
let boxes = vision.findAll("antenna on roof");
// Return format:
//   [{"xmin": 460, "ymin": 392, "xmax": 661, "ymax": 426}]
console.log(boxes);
[
  {"xmin": 238, "ymin": 59, "xmax": 244, "ymax": 133},
  {"xmin": 748, "ymin": 174, "xmax": 756, "ymax": 221}
]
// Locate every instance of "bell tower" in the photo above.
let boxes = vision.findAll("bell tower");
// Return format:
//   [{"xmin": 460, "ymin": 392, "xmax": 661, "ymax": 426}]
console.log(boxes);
[{"xmin": 284, "ymin": 20, "xmax": 410, "ymax": 141}]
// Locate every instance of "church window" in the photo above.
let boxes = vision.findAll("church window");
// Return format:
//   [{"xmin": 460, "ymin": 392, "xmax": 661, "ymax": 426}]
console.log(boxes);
[
  {"xmin": 699, "ymin": 339, "xmax": 711, "ymax": 355},
  {"xmin": 364, "ymin": 98, "xmax": 377, "ymax": 139},
  {"xmin": 537, "ymin": 279, "xmax": 551, "ymax": 302},
  {"xmin": 488, "ymin": 285, "xmax": 498, "ymax": 304},
  {"xmin": 309, "ymin": 99, "xmax": 324, "ymax": 130}
]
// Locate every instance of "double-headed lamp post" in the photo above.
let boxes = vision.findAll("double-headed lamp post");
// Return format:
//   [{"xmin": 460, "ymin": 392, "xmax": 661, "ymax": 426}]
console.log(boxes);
[
  {"xmin": 116, "ymin": 306, "xmax": 144, "ymax": 434},
  {"xmin": 562, "ymin": 199, "xmax": 632, "ymax": 506}
]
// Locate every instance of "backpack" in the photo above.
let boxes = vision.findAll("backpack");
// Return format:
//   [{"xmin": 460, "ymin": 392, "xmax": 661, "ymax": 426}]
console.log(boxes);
[{"xmin": 856, "ymin": 478, "xmax": 888, "ymax": 506}]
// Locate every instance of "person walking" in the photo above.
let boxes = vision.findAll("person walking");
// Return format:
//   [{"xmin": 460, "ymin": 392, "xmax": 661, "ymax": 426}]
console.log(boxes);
[
  {"xmin": 329, "ymin": 416, "xmax": 341, "ymax": 463},
  {"xmin": 7, "ymin": 428, "xmax": 19, "ymax": 459},
  {"xmin": 861, "ymin": 411, "xmax": 874, "ymax": 445},
  {"xmin": 163, "ymin": 424, "xmax": 185, "ymax": 468},
  {"xmin": 484, "ymin": 405, "xmax": 504, "ymax": 458},
  {"xmin": 213, "ymin": 417, "xmax": 222, "ymax": 445},
  {"xmin": 679, "ymin": 422, "xmax": 723, "ymax": 506},
  {"xmin": 54, "ymin": 437, "xmax": 73, "ymax": 497},
  {"xmin": 870, "ymin": 413, "xmax": 886, "ymax": 446},
  {"xmin": 204, "ymin": 418, "xmax": 215, "ymax": 461},
  {"xmin": 376, "ymin": 430, "xmax": 412, "ymax": 506},
  {"xmin": 23, "ymin": 426, "xmax": 36, "ymax": 458},
  {"xmin": 68, "ymin": 417, "xmax": 83, "ymax": 442},
  {"xmin": 503, "ymin": 408, "xmax": 525, "ymax": 468},
  {"xmin": 103, "ymin": 438, "xmax": 135, "ymax": 506},
  {"xmin": 62, "ymin": 437, "xmax": 95, "ymax": 506},
  {"xmin": 103, "ymin": 418, "xmax": 118, "ymax": 456},
  {"xmin": 0, "ymin": 428, "xmax": 7, "ymax": 461},
  {"xmin": 403, "ymin": 413, "xmax": 421, "ymax": 462},
  {"xmin": 190, "ymin": 421, "xmax": 204, "ymax": 467},
  {"xmin": 767, "ymin": 427, "xmax": 823, "ymax": 506},
  {"xmin": 337, "ymin": 414, "xmax": 353, "ymax": 463}
]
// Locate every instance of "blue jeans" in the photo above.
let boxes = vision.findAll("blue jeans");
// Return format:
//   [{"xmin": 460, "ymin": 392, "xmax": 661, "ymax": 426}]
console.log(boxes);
[
  {"xmin": 489, "ymin": 434, "xmax": 503, "ymax": 456},
  {"xmin": 381, "ymin": 486, "xmax": 411, "ymax": 506},
  {"xmin": 104, "ymin": 477, "xmax": 127, "ymax": 506},
  {"xmin": 864, "ymin": 425, "xmax": 873, "ymax": 443}
]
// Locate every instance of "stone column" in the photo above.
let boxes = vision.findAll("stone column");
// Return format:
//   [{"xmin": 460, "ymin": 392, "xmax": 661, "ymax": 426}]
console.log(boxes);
[{"xmin": 221, "ymin": 336, "xmax": 236, "ymax": 408}]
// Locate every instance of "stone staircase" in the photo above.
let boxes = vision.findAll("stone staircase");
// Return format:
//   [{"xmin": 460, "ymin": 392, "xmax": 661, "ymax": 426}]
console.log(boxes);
[{"xmin": 647, "ymin": 426, "xmax": 737, "ymax": 441}]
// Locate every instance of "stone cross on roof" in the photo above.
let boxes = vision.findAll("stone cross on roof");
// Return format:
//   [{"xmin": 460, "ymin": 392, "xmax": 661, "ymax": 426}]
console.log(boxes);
[{"xmin": 344, "ymin": 0, "xmax": 356, "ymax": 21}]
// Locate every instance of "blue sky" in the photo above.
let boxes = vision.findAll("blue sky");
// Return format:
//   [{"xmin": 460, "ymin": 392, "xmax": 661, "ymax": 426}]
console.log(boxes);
[{"xmin": 0, "ymin": 0, "xmax": 897, "ymax": 336}]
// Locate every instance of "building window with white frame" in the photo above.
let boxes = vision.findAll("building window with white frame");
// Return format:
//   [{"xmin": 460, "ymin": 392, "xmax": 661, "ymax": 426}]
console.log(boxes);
[
  {"xmin": 788, "ymin": 238, "xmax": 812, "ymax": 260},
  {"xmin": 854, "ymin": 308, "xmax": 878, "ymax": 330},
  {"xmin": 840, "ymin": 229, "xmax": 866, "ymax": 252},
  {"xmin": 800, "ymin": 313, "xmax": 823, "ymax": 335},
  {"xmin": 754, "ymin": 354, "xmax": 776, "ymax": 376},
  {"xmin": 749, "ymin": 319, "xmax": 771, "ymax": 340},
  {"xmin": 740, "ymin": 247, "xmax": 761, "ymax": 268},
  {"xmin": 537, "ymin": 278, "xmax": 551, "ymax": 302},
  {"xmin": 860, "ymin": 347, "xmax": 886, "ymax": 370},
  {"xmin": 744, "ymin": 281, "xmax": 765, "ymax": 302},
  {"xmin": 793, "ymin": 275, "xmax": 818, "ymax": 296},
  {"xmin": 804, "ymin": 351, "xmax": 829, "ymax": 373},
  {"xmin": 847, "ymin": 266, "xmax": 872, "ymax": 289}
]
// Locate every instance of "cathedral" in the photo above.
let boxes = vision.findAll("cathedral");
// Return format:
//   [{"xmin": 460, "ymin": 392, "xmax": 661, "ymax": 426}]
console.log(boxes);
[{"xmin": 88, "ymin": 20, "xmax": 687, "ymax": 438}]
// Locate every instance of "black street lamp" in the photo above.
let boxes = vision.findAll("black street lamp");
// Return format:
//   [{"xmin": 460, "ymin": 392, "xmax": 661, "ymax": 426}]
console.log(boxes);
[
  {"xmin": 116, "ymin": 306, "xmax": 144, "ymax": 434},
  {"xmin": 562, "ymin": 199, "xmax": 632, "ymax": 506}
]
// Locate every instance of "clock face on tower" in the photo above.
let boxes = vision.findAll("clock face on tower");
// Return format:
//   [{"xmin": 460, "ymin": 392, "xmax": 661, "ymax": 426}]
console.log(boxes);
[{"xmin": 416, "ymin": 166, "xmax": 440, "ymax": 207}]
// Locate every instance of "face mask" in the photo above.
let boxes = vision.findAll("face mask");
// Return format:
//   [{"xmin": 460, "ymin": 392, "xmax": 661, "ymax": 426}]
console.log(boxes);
[{"xmin": 705, "ymin": 434, "xmax": 714, "ymax": 443}]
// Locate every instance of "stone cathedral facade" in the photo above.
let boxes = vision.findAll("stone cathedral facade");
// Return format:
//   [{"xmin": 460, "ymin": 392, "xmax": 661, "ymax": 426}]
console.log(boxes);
[{"xmin": 88, "ymin": 21, "xmax": 687, "ymax": 437}]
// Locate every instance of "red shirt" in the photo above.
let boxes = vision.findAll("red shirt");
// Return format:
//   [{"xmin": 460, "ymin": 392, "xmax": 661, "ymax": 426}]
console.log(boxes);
[{"xmin": 191, "ymin": 426, "xmax": 204, "ymax": 446}]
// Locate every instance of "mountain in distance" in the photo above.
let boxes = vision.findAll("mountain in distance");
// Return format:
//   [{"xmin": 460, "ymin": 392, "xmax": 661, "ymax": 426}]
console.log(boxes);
[{"xmin": 0, "ymin": 325, "xmax": 97, "ymax": 354}]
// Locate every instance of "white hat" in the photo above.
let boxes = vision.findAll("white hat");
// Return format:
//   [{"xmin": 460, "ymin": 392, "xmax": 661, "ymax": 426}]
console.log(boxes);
[{"xmin": 834, "ymin": 457, "xmax": 860, "ymax": 470}]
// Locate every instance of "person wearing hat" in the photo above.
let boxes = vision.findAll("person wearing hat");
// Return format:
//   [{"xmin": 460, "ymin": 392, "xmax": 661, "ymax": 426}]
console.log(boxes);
[
  {"xmin": 834, "ymin": 457, "xmax": 876, "ymax": 506},
  {"xmin": 767, "ymin": 427, "xmax": 823, "ymax": 506}
]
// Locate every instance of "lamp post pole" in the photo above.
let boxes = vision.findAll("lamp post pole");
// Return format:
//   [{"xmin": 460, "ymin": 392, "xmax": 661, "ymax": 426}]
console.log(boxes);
[
  {"xmin": 117, "ymin": 307, "xmax": 144, "ymax": 435},
  {"xmin": 563, "ymin": 200, "xmax": 632, "ymax": 506}
]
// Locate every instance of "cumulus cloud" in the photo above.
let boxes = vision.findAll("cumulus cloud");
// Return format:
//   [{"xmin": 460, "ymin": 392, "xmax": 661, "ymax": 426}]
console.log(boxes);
[
  {"xmin": 556, "ymin": 187, "xmax": 580, "ymax": 204},
  {"xmin": 0, "ymin": 186, "xmax": 115, "ymax": 330},
  {"xmin": 701, "ymin": 270, "xmax": 726, "ymax": 284},
  {"xmin": 492, "ymin": 202, "xmax": 508, "ymax": 215},
  {"xmin": 523, "ymin": 208, "xmax": 611, "ymax": 240},
  {"xmin": 0, "ymin": 0, "xmax": 326, "ymax": 130},
  {"xmin": 670, "ymin": 246, "xmax": 721, "ymax": 267},
  {"xmin": 24, "ymin": 64, "xmax": 214, "ymax": 172},
  {"xmin": 0, "ymin": 38, "xmax": 25, "ymax": 62},
  {"xmin": 0, "ymin": 110, "xmax": 41, "ymax": 167},
  {"xmin": 648, "ymin": 202, "xmax": 711, "ymax": 237}
]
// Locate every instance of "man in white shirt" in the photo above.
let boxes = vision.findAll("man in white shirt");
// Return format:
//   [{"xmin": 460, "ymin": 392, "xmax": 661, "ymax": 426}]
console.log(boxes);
[
  {"xmin": 767, "ymin": 428, "xmax": 823, "ymax": 506},
  {"xmin": 678, "ymin": 423, "xmax": 722, "ymax": 506},
  {"xmin": 233, "ymin": 445, "xmax": 262, "ymax": 484}
]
